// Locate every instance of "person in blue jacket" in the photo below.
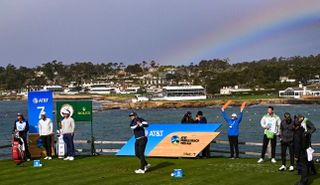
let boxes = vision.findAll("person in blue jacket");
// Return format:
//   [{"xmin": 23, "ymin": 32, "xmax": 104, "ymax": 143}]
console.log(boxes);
[{"xmin": 221, "ymin": 106, "xmax": 244, "ymax": 159}]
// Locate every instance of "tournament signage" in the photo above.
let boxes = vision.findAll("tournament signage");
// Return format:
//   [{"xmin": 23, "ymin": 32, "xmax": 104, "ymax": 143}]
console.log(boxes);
[
  {"xmin": 56, "ymin": 100, "xmax": 95, "ymax": 155},
  {"xmin": 56, "ymin": 101, "xmax": 92, "ymax": 123},
  {"xmin": 116, "ymin": 124, "xmax": 221, "ymax": 157},
  {"xmin": 28, "ymin": 91, "xmax": 53, "ymax": 133}
]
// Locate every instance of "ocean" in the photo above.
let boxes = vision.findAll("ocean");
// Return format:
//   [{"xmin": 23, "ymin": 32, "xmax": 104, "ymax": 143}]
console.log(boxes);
[{"xmin": 1, "ymin": 100, "xmax": 319, "ymax": 159}]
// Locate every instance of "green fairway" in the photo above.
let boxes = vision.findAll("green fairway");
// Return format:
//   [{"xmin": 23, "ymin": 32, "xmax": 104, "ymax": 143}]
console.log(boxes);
[{"xmin": 0, "ymin": 156, "xmax": 319, "ymax": 185}]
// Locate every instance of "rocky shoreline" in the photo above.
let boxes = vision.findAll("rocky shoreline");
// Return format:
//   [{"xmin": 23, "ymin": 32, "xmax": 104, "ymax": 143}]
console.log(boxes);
[
  {"xmin": 2, "ymin": 95, "xmax": 320, "ymax": 110},
  {"xmin": 101, "ymin": 98, "xmax": 320, "ymax": 110}
]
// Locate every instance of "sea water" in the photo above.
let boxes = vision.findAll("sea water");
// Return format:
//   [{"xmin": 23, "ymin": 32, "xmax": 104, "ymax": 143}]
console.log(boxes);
[{"xmin": 1, "ymin": 100, "xmax": 320, "ymax": 159}]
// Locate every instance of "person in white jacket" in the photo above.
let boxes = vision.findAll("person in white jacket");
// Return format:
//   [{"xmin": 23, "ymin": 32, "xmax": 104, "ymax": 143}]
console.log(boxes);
[
  {"xmin": 61, "ymin": 109, "xmax": 75, "ymax": 161},
  {"xmin": 257, "ymin": 106, "xmax": 281, "ymax": 164},
  {"xmin": 38, "ymin": 112, "xmax": 53, "ymax": 160}
]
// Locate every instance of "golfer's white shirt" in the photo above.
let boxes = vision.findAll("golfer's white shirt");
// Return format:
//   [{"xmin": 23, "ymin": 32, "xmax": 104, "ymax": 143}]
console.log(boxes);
[
  {"xmin": 38, "ymin": 118, "xmax": 53, "ymax": 136},
  {"xmin": 61, "ymin": 117, "xmax": 75, "ymax": 134}
]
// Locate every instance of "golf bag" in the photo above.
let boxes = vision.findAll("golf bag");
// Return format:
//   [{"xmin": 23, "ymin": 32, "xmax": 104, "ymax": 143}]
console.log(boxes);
[
  {"xmin": 56, "ymin": 134, "xmax": 66, "ymax": 158},
  {"xmin": 12, "ymin": 132, "xmax": 26, "ymax": 165}
]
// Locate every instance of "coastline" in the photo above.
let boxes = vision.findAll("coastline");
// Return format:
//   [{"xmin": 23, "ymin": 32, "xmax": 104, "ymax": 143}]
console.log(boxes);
[
  {"xmin": 2, "ymin": 94, "xmax": 320, "ymax": 110},
  {"xmin": 101, "ymin": 98, "xmax": 320, "ymax": 110}
]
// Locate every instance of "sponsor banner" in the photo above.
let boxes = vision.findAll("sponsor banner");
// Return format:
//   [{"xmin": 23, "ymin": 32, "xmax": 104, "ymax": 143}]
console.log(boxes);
[
  {"xmin": 28, "ymin": 91, "xmax": 53, "ymax": 133},
  {"xmin": 56, "ymin": 101, "xmax": 92, "ymax": 123},
  {"xmin": 116, "ymin": 124, "xmax": 221, "ymax": 157}
]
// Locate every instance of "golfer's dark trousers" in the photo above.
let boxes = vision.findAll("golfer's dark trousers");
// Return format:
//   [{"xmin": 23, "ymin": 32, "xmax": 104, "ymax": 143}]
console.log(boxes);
[
  {"xmin": 135, "ymin": 136, "xmax": 148, "ymax": 170},
  {"xmin": 41, "ymin": 135, "xmax": 52, "ymax": 157},
  {"xmin": 21, "ymin": 135, "xmax": 31, "ymax": 158},
  {"xmin": 297, "ymin": 155, "xmax": 308, "ymax": 185},
  {"xmin": 228, "ymin": 136, "xmax": 239, "ymax": 158},
  {"xmin": 63, "ymin": 133, "xmax": 75, "ymax": 157},
  {"xmin": 281, "ymin": 141, "xmax": 294, "ymax": 166},
  {"xmin": 261, "ymin": 134, "xmax": 277, "ymax": 159}
]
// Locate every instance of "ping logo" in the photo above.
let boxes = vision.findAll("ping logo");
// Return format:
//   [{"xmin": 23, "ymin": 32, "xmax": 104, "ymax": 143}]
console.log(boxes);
[{"xmin": 171, "ymin": 135, "xmax": 180, "ymax": 145}]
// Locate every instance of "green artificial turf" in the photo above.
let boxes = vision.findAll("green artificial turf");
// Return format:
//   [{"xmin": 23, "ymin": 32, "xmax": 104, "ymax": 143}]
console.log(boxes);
[{"xmin": 0, "ymin": 156, "xmax": 319, "ymax": 185}]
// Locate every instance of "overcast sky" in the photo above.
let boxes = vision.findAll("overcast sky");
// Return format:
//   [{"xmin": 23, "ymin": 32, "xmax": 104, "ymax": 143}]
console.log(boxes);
[{"xmin": 0, "ymin": 0, "xmax": 319, "ymax": 67}]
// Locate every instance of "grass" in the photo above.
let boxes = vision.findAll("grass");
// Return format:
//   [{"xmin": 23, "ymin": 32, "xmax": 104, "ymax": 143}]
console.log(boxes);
[{"xmin": 0, "ymin": 156, "xmax": 319, "ymax": 185}]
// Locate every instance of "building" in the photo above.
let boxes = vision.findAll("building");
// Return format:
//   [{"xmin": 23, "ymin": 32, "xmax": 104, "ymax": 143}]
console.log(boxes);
[
  {"xmin": 279, "ymin": 86, "xmax": 320, "ymax": 99},
  {"xmin": 220, "ymin": 86, "xmax": 252, "ymax": 95},
  {"xmin": 279, "ymin": 76, "xmax": 296, "ymax": 83},
  {"xmin": 43, "ymin": 85, "xmax": 64, "ymax": 93},
  {"xmin": 151, "ymin": 85, "xmax": 206, "ymax": 101},
  {"xmin": 120, "ymin": 87, "xmax": 140, "ymax": 94}
]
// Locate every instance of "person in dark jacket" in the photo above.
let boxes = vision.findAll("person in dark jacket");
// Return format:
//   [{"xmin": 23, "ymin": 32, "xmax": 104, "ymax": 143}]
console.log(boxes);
[
  {"xmin": 195, "ymin": 111, "xmax": 207, "ymax": 124},
  {"xmin": 295, "ymin": 114, "xmax": 317, "ymax": 175},
  {"xmin": 279, "ymin": 112, "xmax": 295, "ymax": 171},
  {"xmin": 195, "ymin": 111, "xmax": 210, "ymax": 157},
  {"xmin": 12, "ymin": 113, "xmax": 31, "ymax": 160},
  {"xmin": 129, "ymin": 112, "xmax": 150, "ymax": 174},
  {"xmin": 181, "ymin": 111, "xmax": 194, "ymax": 123},
  {"xmin": 293, "ymin": 117, "xmax": 308, "ymax": 185},
  {"xmin": 221, "ymin": 106, "xmax": 244, "ymax": 159}
]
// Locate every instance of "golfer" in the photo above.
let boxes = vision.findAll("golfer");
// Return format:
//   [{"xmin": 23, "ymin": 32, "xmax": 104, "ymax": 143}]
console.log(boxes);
[
  {"xmin": 38, "ymin": 112, "xmax": 53, "ymax": 160},
  {"xmin": 61, "ymin": 109, "xmax": 75, "ymax": 161},
  {"xmin": 129, "ymin": 112, "xmax": 150, "ymax": 174}
]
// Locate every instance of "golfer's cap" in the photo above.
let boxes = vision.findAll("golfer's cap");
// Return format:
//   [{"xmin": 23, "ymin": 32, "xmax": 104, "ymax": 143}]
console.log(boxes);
[
  {"xmin": 17, "ymin": 112, "xmax": 23, "ymax": 116},
  {"xmin": 197, "ymin": 111, "xmax": 203, "ymax": 116},
  {"xmin": 129, "ymin": 112, "xmax": 137, "ymax": 117},
  {"xmin": 186, "ymin": 111, "xmax": 192, "ymax": 115},
  {"xmin": 231, "ymin": 113, "xmax": 237, "ymax": 118},
  {"xmin": 62, "ymin": 109, "xmax": 71, "ymax": 115},
  {"xmin": 40, "ymin": 112, "xmax": 46, "ymax": 115}
]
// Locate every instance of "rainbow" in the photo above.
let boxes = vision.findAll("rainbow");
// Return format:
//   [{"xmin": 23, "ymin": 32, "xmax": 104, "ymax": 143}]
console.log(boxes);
[{"xmin": 160, "ymin": 1, "xmax": 320, "ymax": 65}]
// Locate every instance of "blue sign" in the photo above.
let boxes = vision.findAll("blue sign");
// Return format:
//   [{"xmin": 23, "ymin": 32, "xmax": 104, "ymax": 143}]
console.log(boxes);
[
  {"xmin": 33, "ymin": 160, "xmax": 42, "ymax": 167},
  {"xmin": 172, "ymin": 169, "xmax": 183, "ymax": 178},
  {"xmin": 116, "ymin": 123, "xmax": 221, "ymax": 157},
  {"xmin": 28, "ymin": 91, "xmax": 53, "ymax": 133}
]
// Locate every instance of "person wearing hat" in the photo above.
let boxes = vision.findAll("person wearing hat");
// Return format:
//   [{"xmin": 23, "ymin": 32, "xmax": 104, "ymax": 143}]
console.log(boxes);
[
  {"xmin": 221, "ymin": 106, "xmax": 244, "ymax": 159},
  {"xmin": 181, "ymin": 111, "xmax": 194, "ymax": 123},
  {"xmin": 195, "ymin": 111, "xmax": 207, "ymax": 124},
  {"xmin": 38, "ymin": 112, "xmax": 53, "ymax": 160},
  {"xmin": 257, "ymin": 106, "xmax": 281, "ymax": 164},
  {"xmin": 61, "ymin": 109, "xmax": 75, "ymax": 161},
  {"xmin": 294, "ymin": 114, "xmax": 317, "ymax": 175},
  {"xmin": 12, "ymin": 112, "xmax": 31, "ymax": 160},
  {"xmin": 195, "ymin": 111, "xmax": 210, "ymax": 158},
  {"xmin": 129, "ymin": 112, "xmax": 150, "ymax": 174}
]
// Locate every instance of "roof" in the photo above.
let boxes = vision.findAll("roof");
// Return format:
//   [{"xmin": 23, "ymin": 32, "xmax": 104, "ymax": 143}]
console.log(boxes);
[{"xmin": 163, "ymin": 85, "xmax": 204, "ymax": 90}]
